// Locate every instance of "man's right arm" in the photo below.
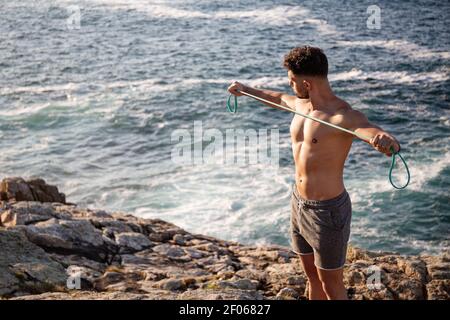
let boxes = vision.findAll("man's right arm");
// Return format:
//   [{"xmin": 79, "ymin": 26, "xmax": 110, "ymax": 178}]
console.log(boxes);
[{"xmin": 227, "ymin": 81, "xmax": 296, "ymax": 111}]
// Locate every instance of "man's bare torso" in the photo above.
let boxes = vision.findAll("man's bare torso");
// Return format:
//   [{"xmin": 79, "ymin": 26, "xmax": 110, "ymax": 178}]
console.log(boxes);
[{"xmin": 290, "ymin": 98, "xmax": 354, "ymax": 200}]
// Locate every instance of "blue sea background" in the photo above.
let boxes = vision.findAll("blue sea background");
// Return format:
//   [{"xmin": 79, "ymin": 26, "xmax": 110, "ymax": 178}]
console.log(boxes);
[{"xmin": 1, "ymin": 0, "xmax": 449, "ymax": 255}]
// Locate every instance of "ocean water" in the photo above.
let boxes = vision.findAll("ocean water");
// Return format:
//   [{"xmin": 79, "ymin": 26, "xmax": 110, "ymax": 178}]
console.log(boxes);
[{"xmin": 1, "ymin": 0, "xmax": 449, "ymax": 255}]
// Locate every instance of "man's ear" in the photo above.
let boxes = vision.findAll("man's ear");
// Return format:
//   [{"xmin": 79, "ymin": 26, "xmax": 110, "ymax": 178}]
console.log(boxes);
[
  {"xmin": 289, "ymin": 74, "xmax": 295, "ymax": 87},
  {"xmin": 303, "ymin": 80, "xmax": 311, "ymax": 91}
]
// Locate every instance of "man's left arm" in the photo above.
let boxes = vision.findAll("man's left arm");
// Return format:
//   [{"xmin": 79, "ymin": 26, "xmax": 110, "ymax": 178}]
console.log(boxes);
[{"xmin": 343, "ymin": 109, "xmax": 401, "ymax": 157}]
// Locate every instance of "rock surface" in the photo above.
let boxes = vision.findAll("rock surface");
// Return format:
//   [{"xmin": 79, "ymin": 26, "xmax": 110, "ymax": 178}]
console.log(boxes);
[
  {"xmin": 0, "ymin": 177, "xmax": 66, "ymax": 203},
  {"xmin": 0, "ymin": 177, "xmax": 449, "ymax": 300}
]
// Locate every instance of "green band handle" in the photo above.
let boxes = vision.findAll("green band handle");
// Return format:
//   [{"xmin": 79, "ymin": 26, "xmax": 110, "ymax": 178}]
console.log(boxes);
[
  {"xmin": 227, "ymin": 93, "xmax": 411, "ymax": 190},
  {"xmin": 389, "ymin": 147, "xmax": 410, "ymax": 189},
  {"xmin": 226, "ymin": 95, "xmax": 238, "ymax": 113}
]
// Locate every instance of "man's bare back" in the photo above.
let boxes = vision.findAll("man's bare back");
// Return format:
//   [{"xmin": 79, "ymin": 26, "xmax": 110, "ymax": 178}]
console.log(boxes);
[{"xmin": 289, "ymin": 97, "xmax": 354, "ymax": 200}]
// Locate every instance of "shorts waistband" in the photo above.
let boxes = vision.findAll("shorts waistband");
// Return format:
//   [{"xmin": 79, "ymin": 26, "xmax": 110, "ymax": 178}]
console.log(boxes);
[{"xmin": 292, "ymin": 183, "xmax": 349, "ymax": 208}]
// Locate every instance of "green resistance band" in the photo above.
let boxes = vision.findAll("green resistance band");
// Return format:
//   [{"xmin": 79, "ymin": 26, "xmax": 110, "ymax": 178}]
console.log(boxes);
[
  {"xmin": 227, "ymin": 95, "xmax": 238, "ymax": 113},
  {"xmin": 227, "ymin": 92, "xmax": 410, "ymax": 189}
]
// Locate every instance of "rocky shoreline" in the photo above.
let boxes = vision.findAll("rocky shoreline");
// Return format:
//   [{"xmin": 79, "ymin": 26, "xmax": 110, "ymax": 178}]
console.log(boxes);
[{"xmin": 0, "ymin": 177, "xmax": 449, "ymax": 300}]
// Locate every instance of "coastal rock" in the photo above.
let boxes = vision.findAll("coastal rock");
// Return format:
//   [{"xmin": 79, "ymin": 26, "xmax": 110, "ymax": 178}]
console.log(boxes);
[
  {"xmin": 184, "ymin": 247, "xmax": 205, "ymax": 259},
  {"xmin": 346, "ymin": 270, "xmax": 365, "ymax": 286},
  {"xmin": 23, "ymin": 218, "xmax": 116, "ymax": 261},
  {"xmin": 49, "ymin": 253, "xmax": 107, "ymax": 273},
  {"xmin": 397, "ymin": 258, "xmax": 428, "ymax": 283},
  {"xmin": 276, "ymin": 287, "xmax": 301, "ymax": 300},
  {"xmin": 0, "ymin": 229, "xmax": 67, "ymax": 297},
  {"xmin": 0, "ymin": 177, "xmax": 449, "ymax": 300},
  {"xmin": 0, "ymin": 177, "xmax": 65, "ymax": 203},
  {"xmin": 426, "ymin": 262, "xmax": 450, "ymax": 280},
  {"xmin": 206, "ymin": 278, "xmax": 259, "ymax": 291},
  {"xmin": 1, "ymin": 202, "xmax": 63, "ymax": 227},
  {"xmin": 154, "ymin": 278, "xmax": 186, "ymax": 291},
  {"xmin": 153, "ymin": 243, "xmax": 186, "ymax": 258},
  {"xmin": 11, "ymin": 291, "xmax": 178, "ymax": 300},
  {"xmin": 426, "ymin": 280, "xmax": 450, "ymax": 299},
  {"xmin": 173, "ymin": 234, "xmax": 186, "ymax": 245},
  {"xmin": 115, "ymin": 232, "xmax": 153, "ymax": 252}
]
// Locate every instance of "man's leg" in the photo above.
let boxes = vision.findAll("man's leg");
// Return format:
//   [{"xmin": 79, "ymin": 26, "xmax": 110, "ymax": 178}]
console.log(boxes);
[
  {"xmin": 299, "ymin": 253, "xmax": 327, "ymax": 300},
  {"xmin": 316, "ymin": 267, "xmax": 348, "ymax": 300}
]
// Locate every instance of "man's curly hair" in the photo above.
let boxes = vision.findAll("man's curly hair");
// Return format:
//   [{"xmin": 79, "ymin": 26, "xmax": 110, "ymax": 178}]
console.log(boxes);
[{"xmin": 283, "ymin": 46, "xmax": 328, "ymax": 77}]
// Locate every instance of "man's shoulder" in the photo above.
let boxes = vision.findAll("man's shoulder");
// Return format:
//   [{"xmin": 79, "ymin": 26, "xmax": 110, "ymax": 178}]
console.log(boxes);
[
  {"xmin": 330, "ymin": 98, "xmax": 368, "ymax": 128},
  {"xmin": 330, "ymin": 98, "xmax": 354, "ymax": 119},
  {"xmin": 333, "ymin": 97, "xmax": 353, "ymax": 114}
]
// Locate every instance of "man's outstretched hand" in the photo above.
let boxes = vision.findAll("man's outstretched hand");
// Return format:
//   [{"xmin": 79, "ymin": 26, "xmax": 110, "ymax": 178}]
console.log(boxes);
[
  {"xmin": 227, "ymin": 81, "xmax": 246, "ymax": 96},
  {"xmin": 369, "ymin": 133, "xmax": 401, "ymax": 156}
]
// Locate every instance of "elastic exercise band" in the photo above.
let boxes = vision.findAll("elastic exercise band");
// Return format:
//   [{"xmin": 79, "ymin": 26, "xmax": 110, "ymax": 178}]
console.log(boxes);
[
  {"xmin": 389, "ymin": 148, "xmax": 410, "ymax": 189},
  {"xmin": 227, "ymin": 92, "xmax": 410, "ymax": 189},
  {"xmin": 227, "ymin": 95, "xmax": 238, "ymax": 113}
]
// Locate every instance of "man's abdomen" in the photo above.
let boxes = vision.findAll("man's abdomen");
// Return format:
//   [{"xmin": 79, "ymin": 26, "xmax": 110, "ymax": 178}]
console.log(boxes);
[
  {"xmin": 294, "ymin": 143, "xmax": 349, "ymax": 201},
  {"xmin": 295, "ymin": 173, "xmax": 345, "ymax": 201}
]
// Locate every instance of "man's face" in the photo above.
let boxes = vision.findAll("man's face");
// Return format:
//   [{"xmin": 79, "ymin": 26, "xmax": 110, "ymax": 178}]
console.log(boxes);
[{"xmin": 288, "ymin": 70, "xmax": 309, "ymax": 99}]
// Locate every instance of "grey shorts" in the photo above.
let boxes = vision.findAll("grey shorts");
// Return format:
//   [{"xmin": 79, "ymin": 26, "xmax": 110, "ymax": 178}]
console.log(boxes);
[{"xmin": 290, "ymin": 184, "xmax": 352, "ymax": 270}]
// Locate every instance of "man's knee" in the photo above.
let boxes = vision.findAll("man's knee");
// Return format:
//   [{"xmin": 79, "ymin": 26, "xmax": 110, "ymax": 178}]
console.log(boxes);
[
  {"xmin": 317, "ymin": 269, "xmax": 345, "ymax": 289},
  {"xmin": 305, "ymin": 272, "xmax": 322, "ymax": 286},
  {"xmin": 299, "ymin": 254, "xmax": 320, "ymax": 282}
]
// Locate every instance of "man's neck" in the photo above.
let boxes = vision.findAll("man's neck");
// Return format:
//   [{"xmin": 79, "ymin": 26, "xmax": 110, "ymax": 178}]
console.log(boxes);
[{"xmin": 309, "ymin": 81, "xmax": 336, "ymax": 111}]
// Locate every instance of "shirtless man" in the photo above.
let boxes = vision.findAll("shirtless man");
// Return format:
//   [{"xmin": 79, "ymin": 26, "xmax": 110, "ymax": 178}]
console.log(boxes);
[{"xmin": 227, "ymin": 46, "xmax": 400, "ymax": 300}]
